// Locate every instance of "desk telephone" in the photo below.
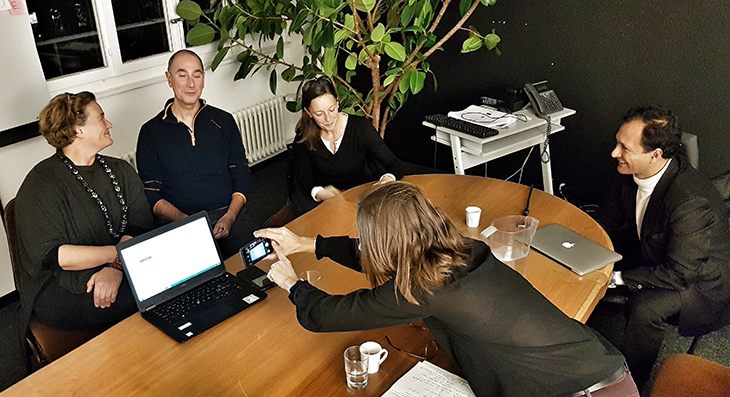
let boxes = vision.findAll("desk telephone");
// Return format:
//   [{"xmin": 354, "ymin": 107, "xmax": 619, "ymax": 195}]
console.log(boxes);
[{"xmin": 524, "ymin": 81, "xmax": 563, "ymax": 118}]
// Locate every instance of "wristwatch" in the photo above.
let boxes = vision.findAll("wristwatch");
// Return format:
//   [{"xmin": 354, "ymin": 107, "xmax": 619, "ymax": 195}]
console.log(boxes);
[{"xmin": 608, "ymin": 271, "xmax": 617, "ymax": 289}]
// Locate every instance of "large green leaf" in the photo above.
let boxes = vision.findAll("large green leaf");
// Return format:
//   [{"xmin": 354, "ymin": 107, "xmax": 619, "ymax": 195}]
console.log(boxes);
[
  {"xmin": 461, "ymin": 34, "xmax": 483, "ymax": 53},
  {"xmin": 282, "ymin": 66, "xmax": 296, "ymax": 82},
  {"xmin": 186, "ymin": 24, "xmax": 216, "ymax": 46},
  {"xmin": 176, "ymin": 0, "xmax": 202, "ymax": 20},
  {"xmin": 269, "ymin": 69, "xmax": 278, "ymax": 94},
  {"xmin": 344, "ymin": 14, "xmax": 355, "ymax": 30},
  {"xmin": 354, "ymin": 0, "xmax": 376, "ymax": 13},
  {"xmin": 345, "ymin": 53, "xmax": 358, "ymax": 70},
  {"xmin": 384, "ymin": 42, "xmax": 406, "ymax": 61},
  {"xmin": 211, "ymin": 46, "xmax": 230, "ymax": 71},
  {"xmin": 484, "ymin": 32, "xmax": 501, "ymax": 50},
  {"xmin": 383, "ymin": 74, "xmax": 397, "ymax": 86},
  {"xmin": 410, "ymin": 70, "xmax": 425, "ymax": 94},
  {"xmin": 371, "ymin": 23, "xmax": 386, "ymax": 42},
  {"xmin": 323, "ymin": 48, "xmax": 338, "ymax": 75},
  {"xmin": 234, "ymin": 53, "xmax": 258, "ymax": 80},
  {"xmin": 400, "ymin": 3, "xmax": 415, "ymax": 26},
  {"xmin": 459, "ymin": 0, "xmax": 472, "ymax": 16},
  {"xmin": 276, "ymin": 37, "xmax": 285, "ymax": 59},
  {"xmin": 415, "ymin": 1, "xmax": 433, "ymax": 30},
  {"xmin": 334, "ymin": 27, "xmax": 351, "ymax": 45},
  {"xmin": 399, "ymin": 72, "xmax": 411, "ymax": 94},
  {"xmin": 316, "ymin": 22, "xmax": 335, "ymax": 48},
  {"xmin": 324, "ymin": 0, "xmax": 341, "ymax": 9}
]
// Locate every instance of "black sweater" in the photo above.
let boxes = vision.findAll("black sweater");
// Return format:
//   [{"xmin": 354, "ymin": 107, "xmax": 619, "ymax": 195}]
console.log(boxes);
[
  {"xmin": 289, "ymin": 237, "xmax": 625, "ymax": 397},
  {"xmin": 293, "ymin": 115, "xmax": 410, "ymax": 194}
]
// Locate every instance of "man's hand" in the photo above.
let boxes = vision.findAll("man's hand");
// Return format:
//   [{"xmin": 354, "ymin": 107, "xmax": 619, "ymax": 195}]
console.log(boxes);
[
  {"xmin": 86, "ymin": 267, "xmax": 124, "ymax": 308},
  {"xmin": 214, "ymin": 214, "xmax": 234, "ymax": 239}
]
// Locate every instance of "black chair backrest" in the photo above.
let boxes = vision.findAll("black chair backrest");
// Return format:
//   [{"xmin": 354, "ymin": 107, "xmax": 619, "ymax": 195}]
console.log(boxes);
[
  {"xmin": 2, "ymin": 198, "xmax": 21, "ymax": 291},
  {"xmin": 285, "ymin": 142, "xmax": 296, "ymax": 199}
]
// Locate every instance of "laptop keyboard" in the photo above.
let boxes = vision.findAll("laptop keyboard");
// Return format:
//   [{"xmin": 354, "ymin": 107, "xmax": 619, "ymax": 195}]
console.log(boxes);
[{"xmin": 152, "ymin": 274, "xmax": 243, "ymax": 324}]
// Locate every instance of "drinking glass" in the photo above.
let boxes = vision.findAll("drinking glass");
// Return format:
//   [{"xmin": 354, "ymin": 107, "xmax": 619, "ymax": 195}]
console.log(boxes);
[{"xmin": 344, "ymin": 345, "xmax": 368, "ymax": 389}]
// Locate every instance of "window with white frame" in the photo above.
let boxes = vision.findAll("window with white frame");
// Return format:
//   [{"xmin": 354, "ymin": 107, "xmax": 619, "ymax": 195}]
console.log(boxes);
[{"xmin": 26, "ymin": 0, "xmax": 214, "ymax": 90}]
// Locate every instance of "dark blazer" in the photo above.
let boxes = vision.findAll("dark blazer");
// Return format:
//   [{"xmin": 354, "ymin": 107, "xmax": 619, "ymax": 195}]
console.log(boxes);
[{"xmin": 601, "ymin": 155, "xmax": 730, "ymax": 336}]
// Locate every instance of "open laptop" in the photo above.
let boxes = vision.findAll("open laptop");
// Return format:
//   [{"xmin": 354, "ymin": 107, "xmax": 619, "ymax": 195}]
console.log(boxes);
[
  {"xmin": 117, "ymin": 211, "xmax": 267, "ymax": 342},
  {"xmin": 530, "ymin": 224, "xmax": 623, "ymax": 275}
]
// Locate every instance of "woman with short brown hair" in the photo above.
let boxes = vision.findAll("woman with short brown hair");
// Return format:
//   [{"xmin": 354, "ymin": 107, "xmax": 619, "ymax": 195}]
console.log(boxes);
[
  {"xmin": 14, "ymin": 92, "xmax": 153, "ymax": 333},
  {"xmin": 258, "ymin": 182, "xmax": 639, "ymax": 397}
]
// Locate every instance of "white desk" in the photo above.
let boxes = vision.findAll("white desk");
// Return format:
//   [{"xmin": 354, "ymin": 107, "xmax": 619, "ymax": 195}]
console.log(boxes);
[{"xmin": 424, "ymin": 107, "xmax": 576, "ymax": 194}]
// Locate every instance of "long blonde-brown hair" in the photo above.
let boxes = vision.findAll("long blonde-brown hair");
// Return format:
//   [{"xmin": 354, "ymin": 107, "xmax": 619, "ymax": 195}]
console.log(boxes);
[{"xmin": 356, "ymin": 182, "xmax": 471, "ymax": 305}]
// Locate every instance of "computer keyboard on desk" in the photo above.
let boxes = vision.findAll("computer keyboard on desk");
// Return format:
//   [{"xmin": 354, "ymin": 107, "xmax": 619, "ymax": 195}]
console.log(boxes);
[
  {"xmin": 424, "ymin": 114, "xmax": 499, "ymax": 139},
  {"xmin": 153, "ymin": 274, "xmax": 243, "ymax": 324}
]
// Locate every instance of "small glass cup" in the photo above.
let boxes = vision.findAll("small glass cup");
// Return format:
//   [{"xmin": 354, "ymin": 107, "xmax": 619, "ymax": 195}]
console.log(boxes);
[
  {"xmin": 299, "ymin": 270, "xmax": 321, "ymax": 288},
  {"xmin": 344, "ymin": 345, "xmax": 368, "ymax": 389}
]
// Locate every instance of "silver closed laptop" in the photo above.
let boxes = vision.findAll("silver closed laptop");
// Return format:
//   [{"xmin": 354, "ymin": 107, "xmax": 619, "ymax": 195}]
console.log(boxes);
[{"xmin": 530, "ymin": 224, "xmax": 622, "ymax": 275}]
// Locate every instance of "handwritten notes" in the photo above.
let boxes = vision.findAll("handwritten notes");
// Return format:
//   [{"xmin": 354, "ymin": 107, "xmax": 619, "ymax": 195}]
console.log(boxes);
[{"xmin": 382, "ymin": 361, "xmax": 476, "ymax": 397}]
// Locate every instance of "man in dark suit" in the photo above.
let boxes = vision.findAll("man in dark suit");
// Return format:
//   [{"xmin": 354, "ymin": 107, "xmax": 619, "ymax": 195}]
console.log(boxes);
[{"xmin": 599, "ymin": 106, "xmax": 730, "ymax": 386}]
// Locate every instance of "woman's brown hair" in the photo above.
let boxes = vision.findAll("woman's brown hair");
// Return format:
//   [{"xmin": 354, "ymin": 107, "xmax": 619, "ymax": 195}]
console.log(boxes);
[
  {"xmin": 38, "ymin": 91, "xmax": 96, "ymax": 149},
  {"xmin": 356, "ymin": 182, "xmax": 471, "ymax": 304},
  {"xmin": 296, "ymin": 77, "xmax": 338, "ymax": 151}
]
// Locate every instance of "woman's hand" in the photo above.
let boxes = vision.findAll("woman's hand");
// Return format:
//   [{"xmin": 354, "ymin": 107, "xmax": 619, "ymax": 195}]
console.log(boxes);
[
  {"xmin": 254, "ymin": 227, "xmax": 316, "ymax": 257},
  {"xmin": 316, "ymin": 185, "xmax": 342, "ymax": 201},
  {"xmin": 86, "ymin": 267, "xmax": 124, "ymax": 308},
  {"xmin": 267, "ymin": 241, "xmax": 300, "ymax": 292}
]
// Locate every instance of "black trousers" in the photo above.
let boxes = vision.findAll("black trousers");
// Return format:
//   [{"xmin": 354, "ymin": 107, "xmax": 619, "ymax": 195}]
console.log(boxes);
[
  {"xmin": 34, "ymin": 276, "xmax": 137, "ymax": 331},
  {"xmin": 620, "ymin": 288, "xmax": 682, "ymax": 385}
]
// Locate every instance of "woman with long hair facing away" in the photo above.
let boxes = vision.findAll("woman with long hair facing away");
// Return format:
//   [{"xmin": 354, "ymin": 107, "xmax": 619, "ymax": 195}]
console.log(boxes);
[
  {"xmin": 257, "ymin": 182, "xmax": 639, "ymax": 397},
  {"xmin": 14, "ymin": 92, "xmax": 153, "ymax": 333},
  {"xmin": 291, "ymin": 77, "xmax": 423, "ymax": 216}
]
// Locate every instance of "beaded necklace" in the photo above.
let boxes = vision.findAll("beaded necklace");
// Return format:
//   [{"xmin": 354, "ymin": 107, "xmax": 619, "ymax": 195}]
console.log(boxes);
[{"xmin": 58, "ymin": 153, "xmax": 128, "ymax": 238}]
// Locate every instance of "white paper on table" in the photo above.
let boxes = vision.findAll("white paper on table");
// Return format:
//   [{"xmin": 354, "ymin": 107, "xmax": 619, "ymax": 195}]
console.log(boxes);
[
  {"xmin": 381, "ymin": 361, "xmax": 476, "ymax": 397},
  {"xmin": 447, "ymin": 105, "xmax": 519, "ymax": 129}
]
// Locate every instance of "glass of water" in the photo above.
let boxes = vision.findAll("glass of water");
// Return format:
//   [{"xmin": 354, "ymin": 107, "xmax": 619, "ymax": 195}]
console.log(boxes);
[{"xmin": 344, "ymin": 345, "xmax": 368, "ymax": 389}]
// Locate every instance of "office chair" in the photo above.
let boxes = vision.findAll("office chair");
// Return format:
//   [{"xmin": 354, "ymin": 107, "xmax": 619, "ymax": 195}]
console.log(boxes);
[
  {"xmin": 649, "ymin": 354, "xmax": 730, "ymax": 397},
  {"xmin": 681, "ymin": 132, "xmax": 699, "ymax": 169},
  {"xmin": 263, "ymin": 143, "xmax": 297, "ymax": 228},
  {"xmin": 3, "ymin": 198, "xmax": 103, "ymax": 369}
]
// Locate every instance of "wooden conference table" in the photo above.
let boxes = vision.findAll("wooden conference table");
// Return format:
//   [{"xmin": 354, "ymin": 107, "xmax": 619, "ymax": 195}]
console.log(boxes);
[{"xmin": 3, "ymin": 175, "xmax": 614, "ymax": 397}]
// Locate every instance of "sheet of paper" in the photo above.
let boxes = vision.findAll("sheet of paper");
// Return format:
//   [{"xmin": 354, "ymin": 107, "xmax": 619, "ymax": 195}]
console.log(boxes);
[
  {"xmin": 0, "ymin": 0, "xmax": 10, "ymax": 11},
  {"xmin": 447, "ymin": 105, "xmax": 518, "ymax": 129},
  {"xmin": 381, "ymin": 361, "xmax": 476, "ymax": 397}
]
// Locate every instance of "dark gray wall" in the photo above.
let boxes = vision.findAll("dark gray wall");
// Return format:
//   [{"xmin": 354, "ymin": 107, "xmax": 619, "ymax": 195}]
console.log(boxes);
[{"xmin": 385, "ymin": 1, "xmax": 730, "ymax": 201}]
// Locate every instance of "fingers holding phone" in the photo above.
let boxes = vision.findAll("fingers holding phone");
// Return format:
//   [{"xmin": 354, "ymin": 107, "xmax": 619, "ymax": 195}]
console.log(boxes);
[
  {"xmin": 254, "ymin": 227, "xmax": 316, "ymax": 257},
  {"xmin": 267, "ymin": 241, "xmax": 299, "ymax": 292}
]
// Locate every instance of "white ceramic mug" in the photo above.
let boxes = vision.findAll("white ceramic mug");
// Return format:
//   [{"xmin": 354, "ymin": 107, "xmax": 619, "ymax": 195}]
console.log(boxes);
[
  {"xmin": 359, "ymin": 341, "xmax": 388, "ymax": 374},
  {"xmin": 465, "ymin": 206, "xmax": 482, "ymax": 228}
]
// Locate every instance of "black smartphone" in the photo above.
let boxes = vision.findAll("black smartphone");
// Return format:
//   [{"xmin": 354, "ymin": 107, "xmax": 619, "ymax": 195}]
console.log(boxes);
[
  {"xmin": 237, "ymin": 238, "xmax": 276, "ymax": 290},
  {"xmin": 240, "ymin": 237, "xmax": 274, "ymax": 268}
]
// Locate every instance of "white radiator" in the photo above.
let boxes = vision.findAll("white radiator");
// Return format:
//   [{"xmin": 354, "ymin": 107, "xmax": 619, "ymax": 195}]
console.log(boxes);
[{"xmin": 233, "ymin": 96, "xmax": 289, "ymax": 165}]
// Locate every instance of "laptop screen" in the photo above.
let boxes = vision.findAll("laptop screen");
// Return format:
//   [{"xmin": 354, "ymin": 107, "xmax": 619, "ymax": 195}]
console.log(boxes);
[{"xmin": 119, "ymin": 215, "xmax": 221, "ymax": 302}]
